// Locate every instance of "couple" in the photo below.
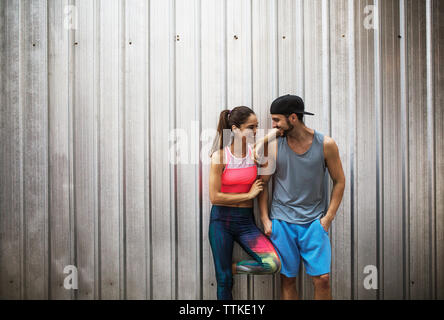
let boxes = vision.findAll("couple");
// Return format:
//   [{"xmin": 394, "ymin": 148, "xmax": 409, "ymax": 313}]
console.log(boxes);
[{"xmin": 208, "ymin": 95, "xmax": 346, "ymax": 300}]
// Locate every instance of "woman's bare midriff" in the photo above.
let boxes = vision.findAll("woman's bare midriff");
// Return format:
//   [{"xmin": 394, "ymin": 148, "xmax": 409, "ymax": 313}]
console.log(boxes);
[{"xmin": 222, "ymin": 198, "xmax": 254, "ymax": 208}]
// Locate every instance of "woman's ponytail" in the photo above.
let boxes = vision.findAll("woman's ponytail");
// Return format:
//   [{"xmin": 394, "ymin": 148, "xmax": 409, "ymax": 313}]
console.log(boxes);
[{"xmin": 209, "ymin": 110, "xmax": 231, "ymax": 157}]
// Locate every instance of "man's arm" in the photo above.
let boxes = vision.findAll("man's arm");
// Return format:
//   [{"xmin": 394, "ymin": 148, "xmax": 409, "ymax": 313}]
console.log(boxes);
[
  {"xmin": 252, "ymin": 128, "xmax": 280, "ymax": 164},
  {"xmin": 320, "ymin": 137, "xmax": 346, "ymax": 232}
]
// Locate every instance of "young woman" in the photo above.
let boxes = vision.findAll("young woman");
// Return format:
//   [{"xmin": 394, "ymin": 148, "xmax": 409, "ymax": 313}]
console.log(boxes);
[{"xmin": 208, "ymin": 106, "xmax": 281, "ymax": 300}]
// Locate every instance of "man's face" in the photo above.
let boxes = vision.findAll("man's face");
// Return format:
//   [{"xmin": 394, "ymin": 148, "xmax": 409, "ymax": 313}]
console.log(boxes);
[{"xmin": 271, "ymin": 114, "xmax": 294, "ymax": 137}]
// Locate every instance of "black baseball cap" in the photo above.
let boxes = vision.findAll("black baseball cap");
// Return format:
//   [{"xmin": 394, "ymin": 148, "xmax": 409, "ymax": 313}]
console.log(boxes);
[{"xmin": 270, "ymin": 95, "xmax": 315, "ymax": 116}]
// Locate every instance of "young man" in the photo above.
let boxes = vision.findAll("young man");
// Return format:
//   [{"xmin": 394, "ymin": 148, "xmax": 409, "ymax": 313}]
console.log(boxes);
[{"xmin": 257, "ymin": 95, "xmax": 345, "ymax": 300}]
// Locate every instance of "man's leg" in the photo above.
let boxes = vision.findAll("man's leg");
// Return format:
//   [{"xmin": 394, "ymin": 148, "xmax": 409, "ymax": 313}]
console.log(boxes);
[
  {"xmin": 298, "ymin": 219, "xmax": 332, "ymax": 300},
  {"xmin": 280, "ymin": 274, "xmax": 299, "ymax": 300},
  {"xmin": 312, "ymin": 273, "xmax": 331, "ymax": 300}
]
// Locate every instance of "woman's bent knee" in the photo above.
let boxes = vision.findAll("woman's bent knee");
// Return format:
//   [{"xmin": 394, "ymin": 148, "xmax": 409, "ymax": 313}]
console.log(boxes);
[{"xmin": 270, "ymin": 257, "xmax": 281, "ymax": 274}]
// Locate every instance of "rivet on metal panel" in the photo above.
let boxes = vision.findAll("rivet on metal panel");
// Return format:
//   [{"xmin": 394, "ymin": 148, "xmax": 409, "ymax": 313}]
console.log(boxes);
[{"xmin": 176, "ymin": 35, "xmax": 180, "ymax": 41}]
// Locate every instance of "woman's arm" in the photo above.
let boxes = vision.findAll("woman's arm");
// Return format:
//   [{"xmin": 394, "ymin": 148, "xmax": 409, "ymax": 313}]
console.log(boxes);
[{"xmin": 209, "ymin": 150, "xmax": 263, "ymax": 205}]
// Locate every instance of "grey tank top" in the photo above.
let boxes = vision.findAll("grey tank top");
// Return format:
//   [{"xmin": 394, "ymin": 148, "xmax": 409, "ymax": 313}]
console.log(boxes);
[{"xmin": 270, "ymin": 130, "xmax": 329, "ymax": 224}]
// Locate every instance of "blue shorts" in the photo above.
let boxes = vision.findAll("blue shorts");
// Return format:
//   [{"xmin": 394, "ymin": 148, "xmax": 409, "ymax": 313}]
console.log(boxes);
[{"xmin": 269, "ymin": 218, "xmax": 331, "ymax": 277}]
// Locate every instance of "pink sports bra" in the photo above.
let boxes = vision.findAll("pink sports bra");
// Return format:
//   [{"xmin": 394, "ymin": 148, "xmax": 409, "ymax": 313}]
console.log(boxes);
[{"xmin": 220, "ymin": 144, "xmax": 258, "ymax": 194}]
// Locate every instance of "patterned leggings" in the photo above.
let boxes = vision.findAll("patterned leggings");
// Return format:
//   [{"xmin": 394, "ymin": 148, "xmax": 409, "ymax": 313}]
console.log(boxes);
[{"xmin": 209, "ymin": 205, "xmax": 281, "ymax": 300}]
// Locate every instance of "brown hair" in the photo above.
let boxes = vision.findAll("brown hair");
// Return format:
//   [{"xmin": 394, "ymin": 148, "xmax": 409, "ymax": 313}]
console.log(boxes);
[{"xmin": 210, "ymin": 106, "xmax": 255, "ymax": 157}]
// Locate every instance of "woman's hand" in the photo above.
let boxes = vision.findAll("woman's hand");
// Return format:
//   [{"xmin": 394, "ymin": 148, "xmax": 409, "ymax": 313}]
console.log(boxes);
[{"xmin": 248, "ymin": 179, "xmax": 264, "ymax": 199}]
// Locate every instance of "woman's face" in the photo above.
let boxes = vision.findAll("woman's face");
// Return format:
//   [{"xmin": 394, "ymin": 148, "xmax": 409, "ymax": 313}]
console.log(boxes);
[{"xmin": 232, "ymin": 114, "xmax": 258, "ymax": 143}]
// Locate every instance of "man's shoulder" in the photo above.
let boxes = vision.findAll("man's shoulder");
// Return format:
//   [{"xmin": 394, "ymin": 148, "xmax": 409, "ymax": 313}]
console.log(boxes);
[
  {"xmin": 322, "ymin": 135, "xmax": 339, "ymax": 159},
  {"xmin": 323, "ymin": 135, "xmax": 336, "ymax": 146}
]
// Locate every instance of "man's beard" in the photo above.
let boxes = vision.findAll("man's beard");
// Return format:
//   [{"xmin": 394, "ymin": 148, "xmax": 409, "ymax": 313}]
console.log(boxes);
[{"xmin": 281, "ymin": 120, "xmax": 294, "ymax": 137}]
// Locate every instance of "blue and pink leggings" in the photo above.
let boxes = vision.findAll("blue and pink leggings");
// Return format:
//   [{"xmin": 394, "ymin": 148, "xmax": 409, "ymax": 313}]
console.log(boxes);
[{"xmin": 209, "ymin": 205, "xmax": 281, "ymax": 300}]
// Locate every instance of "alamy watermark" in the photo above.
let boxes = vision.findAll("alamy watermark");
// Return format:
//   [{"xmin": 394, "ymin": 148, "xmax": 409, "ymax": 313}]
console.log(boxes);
[
  {"xmin": 63, "ymin": 265, "xmax": 78, "ymax": 290},
  {"xmin": 363, "ymin": 5, "xmax": 378, "ymax": 30},
  {"xmin": 168, "ymin": 122, "xmax": 277, "ymax": 175},
  {"xmin": 363, "ymin": 265, "xmax": 378, "ymax": 290},
  {"xmin": 64, "ymin": 5, "xmax": 78, "ymax": 30}
]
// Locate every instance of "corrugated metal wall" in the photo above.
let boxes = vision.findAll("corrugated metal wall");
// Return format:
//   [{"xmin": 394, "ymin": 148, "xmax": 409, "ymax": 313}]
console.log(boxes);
[{"xmin": 0, "ymin": 0, "xmax": 442, "ymax": 300}]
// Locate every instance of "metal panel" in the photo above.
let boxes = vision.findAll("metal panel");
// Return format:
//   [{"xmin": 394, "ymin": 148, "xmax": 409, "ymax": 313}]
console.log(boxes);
[
  {"xmin": 175, "ymin": 0, "xmax": 201, "ymax": 300},
  {"xmin": 201, "ymin": 0, "xmax": 226, "ymax": 301},
  {"xmin": 98, "ymin": 0, "xmax": 122, "ymax": 300},
  {"xmin": 304, "ymin": 0, "xmax": 328, "ymax": 134},
  {"xmin": 21, "ymin": 0, "xmax": 49, "ymax": 300},
  {"xmin": 329, "ymin": 0, "xmax": 354, "ymax": 300},
  {"xmin": 124, "ymin": 0, "xmax": 150, "ymax": 300},
  {"xmin": 278, "ymin": 0, "xmax": 304, "ymax": 97},
  {"xmin": 434, "ymin": 0, "xmax": 444, "ymax": 301},
  {"xmin": 149, "ymin": 0, "xmax": 175, "ymax": 299},
  {"xmin": 406, "ymin": 0, "xmax": 431, "ymax": 300},
  {"xmin": 354, "ymin": 0, "xmax": 378, "ymax": 300},
  {"xmin": 47, "ymin": 0, "xmax": 72, "ymax": 300},
  {"xmin": 380, "ymin": 0, "xmax": 403, "ymax": 300},
  {"xmin": 0, "ymin": 0, "xmax": 443, "ymax": 300},
  {"xmin": 73, "ymin": 0, "xmax": 98, "ymax": 299},
  {"xmin": 399, "ymin": 0, "xmax": 411, "ymax": 301},
  {"xmin": 0, "ymin": 0, "xmax": 23, "ymax": 300}
]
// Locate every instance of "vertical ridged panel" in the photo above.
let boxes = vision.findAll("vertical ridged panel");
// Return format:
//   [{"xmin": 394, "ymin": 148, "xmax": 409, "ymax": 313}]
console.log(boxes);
[
  {"xmin": 434, "ymin": 0, "xmax": 444, "ymax": 300},
  {"xmin": 354, "ymin": 0, "xmax": 378, "ymax": 300},
  {"xmin": 149, "ymin": 0, "xmax": 175, "ymax": 300},
  {"xmin": 380, "ymin": 0, "xmax": 404, "ymax": 300},
  {"xmin": 21, "ymin": 0, "xmax": 49, "ymax": 299},
  {"xmin": 201, "ymin": 0, "xmax": 226, "ymax": 301},
  {"xmin": 73, "ymin": 0, "xmax": 98, "ymax": 299},
  {"xmin": 330, "ymin": 0, "xmax": 353, "ymax": 300},
  {"xmin": 406, "ymin": 0, "xmax": 431, "ymax": 300},
  {"xmin": 47, "ymin": 0, "xmax": 72, "ymax": 300},
  {"xmin": 0, "ymin": 0, "xmax": 23, "ymax": 300},
  {"xmin": 124, "ymin": 0, "xmax": 149, "ymax": 300},
  {"xmin": 175, "ymin": 0, "xmax": 201, "ymax": 300},
  {"xmin": 0, "ymin": 0, "xmax": 443, "ymax": 301},
  {"xmin": 98, "ymin": 0, "xmax": 122, "ymax": 300}
]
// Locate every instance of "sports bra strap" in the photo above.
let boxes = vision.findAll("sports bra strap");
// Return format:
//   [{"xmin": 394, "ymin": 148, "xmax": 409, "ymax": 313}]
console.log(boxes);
[
  {"xmin": 225, "ymin": 146, "xmax": 232, "ymax": 165},
  {"xmin": 225, "ymin": 144, "xmax": 254, "ymax": 166}
]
